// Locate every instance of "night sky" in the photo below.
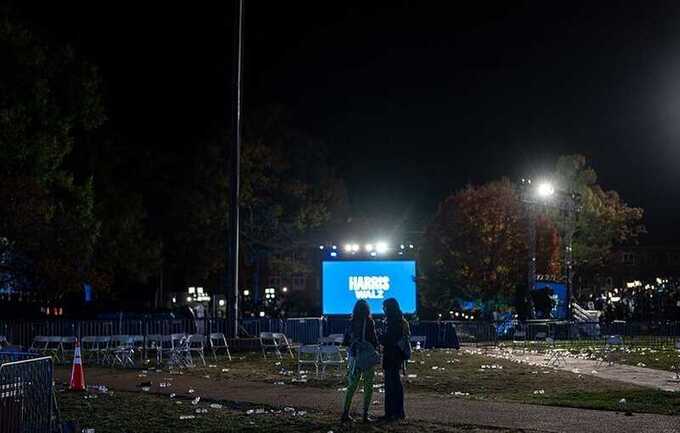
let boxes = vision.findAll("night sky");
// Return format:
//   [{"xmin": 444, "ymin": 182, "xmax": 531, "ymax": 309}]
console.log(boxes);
[{"xmin": 10, "ymin": 1, "xmax": 680, "ymax": 243}]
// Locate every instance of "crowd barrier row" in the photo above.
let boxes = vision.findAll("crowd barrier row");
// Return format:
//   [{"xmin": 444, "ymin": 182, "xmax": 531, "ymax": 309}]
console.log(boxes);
[
  {"xmin": 1, "ymin": 318, "xmax": 679, "ymax": 351},
  {"xmin": 0, "ymin": 352, "xmax": 54, "ymax": 433}
]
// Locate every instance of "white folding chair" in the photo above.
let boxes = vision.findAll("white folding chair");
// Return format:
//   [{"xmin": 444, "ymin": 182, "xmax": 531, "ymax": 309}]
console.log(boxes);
[
  {"xmin": 188, "ymin": 334, "xmax": 207, "ymax": 367},
  {"xmin": 61, "ymin": 336, "xmax": 78, "ymax": 362},
  {"xmin": 209, "ymin": 333, "xmax": 232, "ymax": 361},
  {"xmin": 597, "ymin": 335, "xmax": 624, "ymax": 368},
  {"xmin": 544, "ymin": 337, "xmax": 568, "ymax": 367},
  {"xmin": 260, "ymin": 332, "xmax": 281, "ymax": 359},
  {"xmin": 45, "ymin": 336, "xmax": 64, "ymax": 363},
  {"xmin": 328, "ymin": 334, "xmax": 345, "ymax": 344},
  {"xmin": 319, "ymin": 344, "xmax": 344, "ymax": 376},
  {"xmin": 30, "ymin": 336, "xmax": 49, "ymax": 354},
  {"xmin": 158, "ymin": 335, "xmax": 175, "ymax": 365},
  {"xmin": 167, "ymin": 335, "xmax": 192, "ymax": 369},
  {"xmin": 80, "ymin": 336, "xmax": 99, "ymax": 363},
  {"xmin": 272, "ymin": 333, "xmax": 296, "ymax": 359},
  {"xmin": 96, "ymin": 336, "xmax": 112, "ymax": 364},
  {"xmin": 297, "ymin": 344, "xmax": 320, "ymax": 376},
  {"xmin": 110, "ymin": 335, "xmax": 135, "ymax": 368}
]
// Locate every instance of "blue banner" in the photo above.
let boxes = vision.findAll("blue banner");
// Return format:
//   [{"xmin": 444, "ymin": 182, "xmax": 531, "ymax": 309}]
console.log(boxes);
[{"xmin": 322, "ymin": 260, "xmax": 417, "ymax": 315}]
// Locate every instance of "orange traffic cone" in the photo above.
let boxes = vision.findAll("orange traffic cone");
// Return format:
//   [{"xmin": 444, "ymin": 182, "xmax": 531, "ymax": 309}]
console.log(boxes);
[{"xmin": 69, "ymin": 338, "xmax": 86, "ymax": 391}]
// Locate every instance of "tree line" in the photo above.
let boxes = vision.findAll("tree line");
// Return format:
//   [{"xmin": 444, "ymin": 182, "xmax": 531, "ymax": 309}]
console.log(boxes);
[{"xmin": 0, "ymin": 18, "xmax": 645, "ymax": 318}]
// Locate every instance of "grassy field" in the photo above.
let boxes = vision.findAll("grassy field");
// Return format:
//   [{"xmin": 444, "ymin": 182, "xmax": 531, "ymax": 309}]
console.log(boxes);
[
  {"xmin": 170, "ymin": 348, "xmax": 680, "ymax": 416},
  {"xmin": 56, "ymin": 389, "xmax": 521, "ymax": 433},
  {"xmin": 499, "ymin": 341, "xmax": 680, "ymax": 372}
]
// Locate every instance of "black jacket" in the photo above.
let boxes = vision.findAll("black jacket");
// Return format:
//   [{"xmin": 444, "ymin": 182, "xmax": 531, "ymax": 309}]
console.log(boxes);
[{"xmin": 380, "ymin": 317, "xmax": 408, "ymax": 369}]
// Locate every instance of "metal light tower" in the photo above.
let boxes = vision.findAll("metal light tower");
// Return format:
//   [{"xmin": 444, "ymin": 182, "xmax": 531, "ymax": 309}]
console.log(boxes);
[
  {"xmin": 227, "ymin": 0, "xmax": 244, "ymax": 338},
  {"xmin": 521, "ymin": 179, "xmax": 580, "ymax": 320}
]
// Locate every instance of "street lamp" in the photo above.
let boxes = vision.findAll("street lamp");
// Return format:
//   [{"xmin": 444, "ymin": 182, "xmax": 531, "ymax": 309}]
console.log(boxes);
[{"xmin": 537, "ymin": 182, "xmax": 555, "ymax": 198}]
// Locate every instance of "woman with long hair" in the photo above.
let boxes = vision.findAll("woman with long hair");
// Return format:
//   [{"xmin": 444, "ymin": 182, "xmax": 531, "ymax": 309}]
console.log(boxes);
[
  {"xmin": 341, "ymin": 299, "xmax": 378, "ymax": 422},
  {"xmin": 380, "ymin": 297, "xmax": 410, "ymax": 421}
]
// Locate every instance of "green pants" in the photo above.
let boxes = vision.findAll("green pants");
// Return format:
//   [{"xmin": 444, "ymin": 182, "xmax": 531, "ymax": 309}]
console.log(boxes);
[{"xmin": 343, "ymin": 363, "xmax": 375, "ymax": 415}]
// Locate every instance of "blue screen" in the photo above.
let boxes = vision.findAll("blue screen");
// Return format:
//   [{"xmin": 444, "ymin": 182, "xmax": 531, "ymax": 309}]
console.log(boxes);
[
  {"xmin": 532, "ymin": 281, "xmax": 568, "ymax": 319},
  {"xmin": 322, "ymin": 260, "xmax": 417, "ymax": 315}
]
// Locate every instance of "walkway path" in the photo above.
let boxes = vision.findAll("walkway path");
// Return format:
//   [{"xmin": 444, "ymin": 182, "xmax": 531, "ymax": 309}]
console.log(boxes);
[
  {"xmin": 56, "ymin": 368, "xmax": 679, "ymax": 433},
  {"xmin": 484, "ymin": 347, "xmax": 680, "ymax": 392}
]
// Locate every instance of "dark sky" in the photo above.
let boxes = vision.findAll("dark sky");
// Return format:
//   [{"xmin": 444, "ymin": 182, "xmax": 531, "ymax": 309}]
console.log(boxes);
[{"xmin": 9, "ymin": 1, "xmax": 680, "ymax": 243}]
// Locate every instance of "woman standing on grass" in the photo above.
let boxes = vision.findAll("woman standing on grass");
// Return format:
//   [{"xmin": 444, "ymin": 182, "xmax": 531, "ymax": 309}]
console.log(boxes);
[
  {"xmin": 380, "ymin": 297, "xmax": 409, "ymax": 421},
  {"xmin": 341, "ymin": 299, "xmax": 379, "ymax": 423}
]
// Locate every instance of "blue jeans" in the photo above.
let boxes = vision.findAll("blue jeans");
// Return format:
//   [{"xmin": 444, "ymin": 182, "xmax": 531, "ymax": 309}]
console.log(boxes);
[{"xmin": 383, "ymin": 367, "xmax": 404, "ymax": 419}]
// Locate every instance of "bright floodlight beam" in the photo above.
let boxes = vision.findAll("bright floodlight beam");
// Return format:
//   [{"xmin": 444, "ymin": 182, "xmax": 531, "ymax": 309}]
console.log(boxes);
[
  {"xmin": 537, "ymin": 182, "xmax": 555, "ymax": 198},
  {"xmin": 344, "ymin": 244, "xmax": 352, "ymax": 252},
  {"xmin": 376, "ymin": 242, "xmax": 388, "ymax": 253}
]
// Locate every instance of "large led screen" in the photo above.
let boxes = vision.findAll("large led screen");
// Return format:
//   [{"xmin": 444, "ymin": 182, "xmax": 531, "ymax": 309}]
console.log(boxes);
[{"xmin": 322, "ymin": 260, "xmax": 416, "ymax": 315}]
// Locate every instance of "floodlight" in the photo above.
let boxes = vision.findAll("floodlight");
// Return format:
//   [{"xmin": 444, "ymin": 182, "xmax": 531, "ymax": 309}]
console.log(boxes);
[
  {"xmin": 219, "ymin": 299, "xmax": 226, "ymax": 306},
  {"xmin": 351, "ymin": 244, "xmax": 360, "ymax": 252},
  {"xmin": 537, "ymin": 182, "xmax": 555, "ymax": 198},
  {"xmin": 243, "ymin": 289, "xmax": 250, "ymax": 296},
  {"xmin": 344, "ymin": 244, "xmax": 352, "ymax": 252},
  {"xmin": 376, "ymin": 242, "xmax": 388, "ymax": 253},
  {"xmin": 365, "ymin": 243, "xmax": 374, "ymax": 252},
  {"xmin": 259, "ymin": 311, "xmax": 265, "ymax": 317}
]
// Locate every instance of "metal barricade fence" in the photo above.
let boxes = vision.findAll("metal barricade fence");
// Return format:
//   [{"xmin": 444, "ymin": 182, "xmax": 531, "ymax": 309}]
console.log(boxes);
[
  {"xmin": 286, "ymin": 318, "xmax": 323, "ymax": 344},
  {"xmin": 0, "ymin": 353, "xmax": 53, "ymax": 433},
  {"xmin": 2, "ymin": 318, "xmax": 678, "ymax": 352}
]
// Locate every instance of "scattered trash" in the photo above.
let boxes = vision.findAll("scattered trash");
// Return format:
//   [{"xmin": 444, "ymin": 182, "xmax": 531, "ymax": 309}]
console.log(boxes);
[
  {"xmin": 591, "ymin": 370, "xmax": 598, "ymax": 374},
  {"xmin": 209, "ymin": 403, "xmax": 223, "ymax": 409},
  {"xmin": 284, "ymin": 407, "xmax": 296, "ymax": 413},
  {"xmin": 636, "ymin": 362, "xmax": 647, "ymax": 367},
  {"xmin": 451, "ymin": 391, "xmax": 470, "ymax": 397},
  {"xmin": 141, "ymin": 387, "xmax": 150, "ymax": 392},
  {"xmin": 337, "ymin": 387, "xmax": 347, "ymax": 392},
  {"xmin": 274, "ymin": 381, "xmax": 285, "ymax": 385},
  {"xmin": 191, "ymin": 397, "xmax": 201, "ymax": 405},
  {"xmin": 195, "ymin": 408, "xmax": 208, "ymax": 414},
  {"xmin": 221, "ymin": 368, "xmax": 230, "ymax": 373},
  {"xmin": 203, "ymin": 375, "xmax": 210, "ymax": 379},
  {"xmin": 208, "ymin": 364, "xmax": 217, "ymax": 368},
  {"xmin": 275, "ymin": 362, "xmax": 281, "ymax": 366},
  {"xmin": 188, "ymin": 389, "xmax": 195, "ymax": 394},
  {"xmin": 618, "ymin": 398, "xmax": 627, "ymax": 405},
  {"xmin": 82, "ymin": 429, "xmax": 95, "ymax": 433},
  {"xmin": 169, "ymin": 393, "xmax": 176, "ymax": 399},
  {"xmin": 291, "ymin": 378, "xmax": 308, "ymax": 383},
  {"xmin": 179, "ymin": 415, "xmax": 195, "ymax": 420},
  {"xmin": 407, "ymin": 374, "xmax": 417, "ymax": 379},
  {"xmin": 533, "ymin": 389, "xmax": 545, "ymax": 395},
  {"xmin": 159, "ymin": 382, "xmax": 171, "ymax": 388}
]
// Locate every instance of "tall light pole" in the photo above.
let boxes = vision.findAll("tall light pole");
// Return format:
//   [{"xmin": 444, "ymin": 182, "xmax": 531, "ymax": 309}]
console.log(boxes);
[
  {"xmin": 521, "ymin": 179, "xmax": 580, "ymax": 320},
  {"xmin": 227, "ymin": 0, "xmax": 244, "ymax": 338}
]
